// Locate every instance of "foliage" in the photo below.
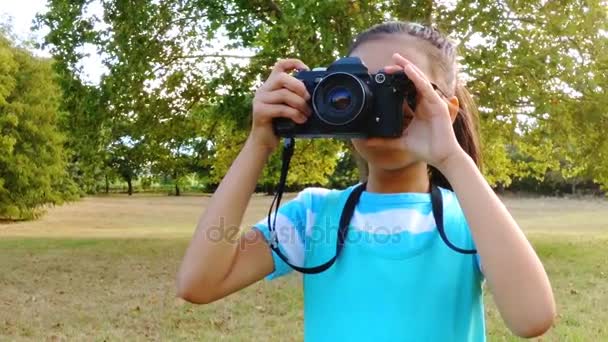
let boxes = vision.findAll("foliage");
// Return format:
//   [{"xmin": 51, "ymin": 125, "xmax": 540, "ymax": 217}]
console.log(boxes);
[
  {"xmin": 32, "ymin": 0, "xmax": 608, "ymax": 197},
  {"xmin": 0, "ymin": 34, "xmax": 76, "ymax": 219},
  {"xmin": 34, "ymin": 0, "xmax": 109, "ymax": 194}
]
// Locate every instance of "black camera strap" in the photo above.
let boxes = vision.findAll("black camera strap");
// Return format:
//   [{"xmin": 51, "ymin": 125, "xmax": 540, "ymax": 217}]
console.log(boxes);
[
  {"xmin": 430, "ymin": 185, "xmax": 477, "ymax": 255},
  {"xmin": 267, "ymin": 138, "xmax": 476, "ymax": 275}
]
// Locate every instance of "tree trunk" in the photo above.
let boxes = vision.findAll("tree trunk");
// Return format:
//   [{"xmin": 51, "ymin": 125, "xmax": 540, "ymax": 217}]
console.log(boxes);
[
  {"xmin": 174, "ymin": 171, "xmax": 181, "ymax": 196},
  {"xmin": 424, "ymin": 0, "xmax": 434, "ymax": 25},
  {"xmin": 496, "ymin": 182, "xmax": 505, "ymax": 194},
  {"xmin": 127, "ymin": 178, "xmax": 133, "ymax": 196},
  {"xmin": 105, "ymin": 174, "xmax": 110, "ymax": 194},
  {"xmin": 265, "ymin": 183, "xmax": 275, "ymax": 196}
]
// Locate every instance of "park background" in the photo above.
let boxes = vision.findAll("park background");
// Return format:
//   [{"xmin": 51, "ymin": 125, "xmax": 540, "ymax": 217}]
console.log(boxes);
[{"xmin": 1, "ymin": 0, "xmax": 607, "ymax": 340}]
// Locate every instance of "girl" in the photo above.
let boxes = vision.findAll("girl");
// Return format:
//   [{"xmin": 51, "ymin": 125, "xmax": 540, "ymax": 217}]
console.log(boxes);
[{"xmin": 177, "ymin": 21, "xmax": 555, "ymax": 341}]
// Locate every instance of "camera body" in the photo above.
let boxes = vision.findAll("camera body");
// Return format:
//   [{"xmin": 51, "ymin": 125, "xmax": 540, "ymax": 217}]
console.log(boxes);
[{"xmin": 273, "ymin": 57, "xmax": 417, "ymax": 138}]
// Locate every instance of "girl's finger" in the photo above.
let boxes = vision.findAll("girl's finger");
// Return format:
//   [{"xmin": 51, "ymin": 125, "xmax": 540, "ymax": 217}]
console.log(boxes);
[
  {"xmin": 269, "ymin": 73, "xmax": 311, "ymax": 101},
  {"xmin": 391, "ymin": 53, "xmax": 438, "ymax": 99},
  {"xmin": 270, "ymin": 58, "xmax": 309, "ymax": 77},
  {"xmin": 382, "ymin": 65, "xmax": 402, "ymax": 74},
  {"xmin": 259, "ymin": 103, "xmax": 308, "ymax": 124},
  {"xmin": 262, "ymin": 88, "xmax": 312, "ymax": 116}
]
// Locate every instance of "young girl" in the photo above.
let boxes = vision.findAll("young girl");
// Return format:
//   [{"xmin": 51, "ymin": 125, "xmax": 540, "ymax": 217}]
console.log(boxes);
[{"xmin": 177, "ymin": 22, "xmax": 555, "ymax": 341}]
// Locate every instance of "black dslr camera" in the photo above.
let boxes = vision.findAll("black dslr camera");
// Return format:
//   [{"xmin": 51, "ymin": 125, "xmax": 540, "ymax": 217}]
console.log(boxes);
[{"xmin": 273, "ymin": 57, "xmax": 417, "ymax": 138}]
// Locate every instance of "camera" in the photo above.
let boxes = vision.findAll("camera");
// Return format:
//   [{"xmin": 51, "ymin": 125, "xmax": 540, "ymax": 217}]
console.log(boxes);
[{"xmin": 273, "ymin": 57, "xmax": 417, "ymax": 138}]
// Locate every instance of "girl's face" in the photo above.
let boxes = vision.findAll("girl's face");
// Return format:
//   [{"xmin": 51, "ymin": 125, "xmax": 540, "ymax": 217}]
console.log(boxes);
[{"xmin": 349, "ymin": 34, "xmax": 445, "ymax": 171}]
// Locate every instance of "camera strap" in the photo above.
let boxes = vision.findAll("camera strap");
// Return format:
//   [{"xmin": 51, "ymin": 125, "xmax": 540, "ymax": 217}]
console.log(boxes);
[
  {"xmin": 430, "ymin": 185, "xmax": 477, "ymax": 255},
  {"xmin": 267, "ymin": 138, "xmax": 476, "ymax": 275}
]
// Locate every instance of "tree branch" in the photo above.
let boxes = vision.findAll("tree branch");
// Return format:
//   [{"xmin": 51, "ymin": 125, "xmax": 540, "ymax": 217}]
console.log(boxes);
[
  {"xmin": 266, "ymin": 1, "xmax": 283, "ymax": 18},
  {"xmin": 501, "ymin": 16, "xmax": 543, "ymax": 26},
  {"xmin": 425, "ymin": 0, "xmax": 434, "ymax": 26},
  {"xmin": 205, "ymin": 118, "xmax": 220, "ymax": 139}
]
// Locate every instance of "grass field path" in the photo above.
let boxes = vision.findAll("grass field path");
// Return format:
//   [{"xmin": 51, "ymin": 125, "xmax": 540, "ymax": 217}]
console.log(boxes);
[{"xmin": 1, "ymin": 194, "xmax": 607, "ymax": 341}]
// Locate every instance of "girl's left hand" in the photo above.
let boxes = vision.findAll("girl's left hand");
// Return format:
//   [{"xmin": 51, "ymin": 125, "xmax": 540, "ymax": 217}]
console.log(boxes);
[{"xmin": 384, "ymin": 53, "xmax": 464, "ymax": 170}]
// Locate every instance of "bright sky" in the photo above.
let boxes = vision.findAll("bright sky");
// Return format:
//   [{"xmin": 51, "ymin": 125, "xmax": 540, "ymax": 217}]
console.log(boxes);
[
  {"xmin": 2, "ymin": 0, "xmax": 49, "ymax": 47},
  {"xmin": 2, "ymin": 0, "xmax": 107, "ymax": 83},
  {"xmin": 2, "ymin": 0, "xmax": 249, "ymax": 85}
]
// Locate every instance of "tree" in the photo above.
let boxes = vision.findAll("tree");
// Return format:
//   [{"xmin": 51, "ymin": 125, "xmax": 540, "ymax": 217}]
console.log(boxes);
[
  {"xmin": 438, "ymin": 0, "xmax": 608, "ymax": 188},
  {"xmin": 0, "ymin": 33, "xmax": 76, "ymax": 219},
  {"xmin": 37, "ymin": 0, "xmax": 608, "ymax": 195},
  {"xmin": 107, "ymin": 140, "xmax": 146, "ymax": 195},
  {"xmin": 35, "ymin": 0, "xmax": 110, "ymax": 194}
]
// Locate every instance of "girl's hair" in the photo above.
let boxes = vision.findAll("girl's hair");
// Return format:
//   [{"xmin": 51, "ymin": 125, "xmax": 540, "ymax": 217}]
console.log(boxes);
[{"xmin": 347, "ymin": 21, "xmax": 482, "ymax": 191}]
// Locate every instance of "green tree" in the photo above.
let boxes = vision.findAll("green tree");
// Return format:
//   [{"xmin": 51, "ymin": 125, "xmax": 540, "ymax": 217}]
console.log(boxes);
[
  {"xmin": 438, "ymin": 0, "xmax": 608, "ymax": 188},
  {"xmin": 35, "ymin": 0, "xmax": 109, "ymax": 194},
  {"xmin": 107, "ymin": 140, "xmax": 145, "ymax": 195},
  {"xmin": 38, "ymin": 0, "xmax": 608, "ymax": 194},
  {"xmin": 0, "ymin": 34, "xmax": 76, "ymax": 219}
]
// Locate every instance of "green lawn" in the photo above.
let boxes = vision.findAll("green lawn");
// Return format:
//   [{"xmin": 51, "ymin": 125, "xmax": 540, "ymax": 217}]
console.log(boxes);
[{"xmin": 1, "ymin": 194, "xmax": 607, "ymax": 341}]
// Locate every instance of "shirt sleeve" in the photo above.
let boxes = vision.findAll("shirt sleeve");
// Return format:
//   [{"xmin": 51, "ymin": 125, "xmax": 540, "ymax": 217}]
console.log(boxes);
[{"xmin": 253, "ymin": 188, "xmax": 315, "ymax": 280}]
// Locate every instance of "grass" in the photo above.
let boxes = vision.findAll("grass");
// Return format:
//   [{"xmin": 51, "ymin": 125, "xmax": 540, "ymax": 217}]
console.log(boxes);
[{"xmin": 0, "ymin": 194, "xmax": 607, "ymax": 341}]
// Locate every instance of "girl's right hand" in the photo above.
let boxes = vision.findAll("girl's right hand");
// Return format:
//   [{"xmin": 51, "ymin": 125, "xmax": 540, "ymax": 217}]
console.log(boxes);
[{"xmin": 249, "ymin": 59, "xmax": 312, "ymax": 152}]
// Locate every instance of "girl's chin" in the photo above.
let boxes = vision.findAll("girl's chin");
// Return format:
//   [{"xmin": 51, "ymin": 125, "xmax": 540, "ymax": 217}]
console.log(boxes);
[
  {"xmin": 368, "ymin": 158, "xmax": 419, "ymax": 172},
  {"xmin": 362, "ymin": 149, "xmax": 417, "ymax": 169},
  {"xmin": 354, "ymin": 137, "xmax": 401, "ymax": 149}
]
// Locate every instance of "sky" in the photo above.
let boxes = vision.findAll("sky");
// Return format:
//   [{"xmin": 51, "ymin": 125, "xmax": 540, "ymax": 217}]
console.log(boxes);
[
  {"xmin": 1, "ymin": 0, "xmax": 251, "ymax": 85},
  {"xmin": 2, "ymin": 0, "xmax": 106, "ymax": 83},
  {"xmin": 2, "ymin": 0, "xmax": 49, "ymax": 48}
]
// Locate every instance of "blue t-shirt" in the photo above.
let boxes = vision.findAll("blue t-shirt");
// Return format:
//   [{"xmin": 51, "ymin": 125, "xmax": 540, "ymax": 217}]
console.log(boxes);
[{"xmin": 254, "ymin": 185, "xmax": 485, "ymax": 342}]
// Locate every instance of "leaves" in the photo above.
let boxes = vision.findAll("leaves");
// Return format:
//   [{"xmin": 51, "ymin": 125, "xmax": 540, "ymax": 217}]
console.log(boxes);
[
  {"xmin": 0, "ymin": 34, "xmax": 76, "ymax": 219},
  {"xmin": 32, "ymin": 0, "xmax": 608, "ymax": 197}
]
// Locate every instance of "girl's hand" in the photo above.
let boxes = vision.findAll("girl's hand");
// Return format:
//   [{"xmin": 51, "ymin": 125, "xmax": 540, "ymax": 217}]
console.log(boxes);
[
  {"xmin": 249, "ymin": 59, "xmax": 312, "ymax": 152},
  {"xmin": 384, "ymin": 53, "xmax": 464, "ymax": 170}
]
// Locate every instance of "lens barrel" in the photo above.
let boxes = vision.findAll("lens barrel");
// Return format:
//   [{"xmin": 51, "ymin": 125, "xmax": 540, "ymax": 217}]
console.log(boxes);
[{"xmin": 312, "ymin": 72, "xmax": 369, "ymax": 126}]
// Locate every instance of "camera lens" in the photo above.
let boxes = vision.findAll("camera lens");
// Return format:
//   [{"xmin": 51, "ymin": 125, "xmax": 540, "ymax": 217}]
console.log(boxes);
[
  {"xmin": 312, "ymin": 72, "xmax": 370, "ymax": 126},
  {"xmin": 327, "ymin": 88, "xmax": 352, "ymax": 111}
]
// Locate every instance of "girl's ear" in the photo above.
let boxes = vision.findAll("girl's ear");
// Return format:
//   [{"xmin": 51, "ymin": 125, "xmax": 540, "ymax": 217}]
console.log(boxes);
[{"xmin": 447, "ymin": 96, "xmax": 459, "ymax": 123}]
